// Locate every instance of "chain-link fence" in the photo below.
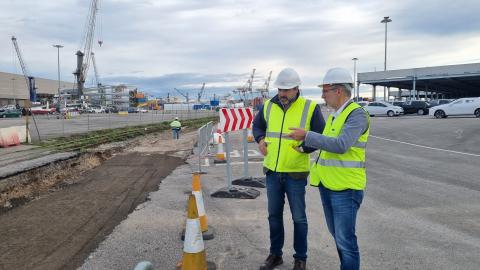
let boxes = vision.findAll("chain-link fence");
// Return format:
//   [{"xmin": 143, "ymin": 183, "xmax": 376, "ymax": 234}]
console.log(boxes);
[{"xmin": 0, "ymin": 110, "xmax": 217, "ymax": 142}]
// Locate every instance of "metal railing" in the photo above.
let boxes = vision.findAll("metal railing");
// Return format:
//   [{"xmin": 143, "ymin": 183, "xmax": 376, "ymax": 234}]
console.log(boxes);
[{"xmin": 196, "ymin": 121, "xmax": 214, "ymax": 173}]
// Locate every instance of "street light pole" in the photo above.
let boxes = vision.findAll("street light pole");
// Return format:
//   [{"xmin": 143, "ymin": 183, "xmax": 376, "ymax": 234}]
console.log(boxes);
[
  {"xmin": 53, "ymin": 44, "xmax": 64, "ymax": 135},
  {"xmin": 352, "ymin": 57, "xmax": 358, "ymax": 101},
  {"xmin": 53, "ymin": 45, "xmax": 64, "ymax": 102},
  {"xmin": 381, "ymin": 16, "xmax": 392, "ymax": 101}
]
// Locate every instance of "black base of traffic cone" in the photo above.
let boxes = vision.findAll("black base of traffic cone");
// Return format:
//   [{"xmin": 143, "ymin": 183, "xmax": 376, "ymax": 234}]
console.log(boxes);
[
  {"xmin": 211, "ymin": 186, "xmax": 260, "ymax": 199},
  {"xmin": 232, "ymin": 176, "xmax": 266, "ymax": 188}
]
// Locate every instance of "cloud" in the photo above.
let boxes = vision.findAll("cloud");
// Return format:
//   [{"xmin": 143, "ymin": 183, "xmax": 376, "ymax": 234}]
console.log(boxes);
[{"xmin": 0, "ymin": 0, "xmax": 479, "ymax": 99}]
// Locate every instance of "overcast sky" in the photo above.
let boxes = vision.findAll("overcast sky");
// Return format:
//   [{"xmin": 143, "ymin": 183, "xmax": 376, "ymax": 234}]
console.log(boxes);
[{"xmin": 1, "ymin": 0, "xmax": 479, "ymax": 99}]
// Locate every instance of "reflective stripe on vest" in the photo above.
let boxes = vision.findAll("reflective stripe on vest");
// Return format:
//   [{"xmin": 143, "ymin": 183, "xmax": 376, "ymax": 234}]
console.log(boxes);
[
  {"xmin": 265, "ymin": 99, "xmax": 312, "ymax": 130},
  {"xmin": 299, "ymin": 99, "xmax": 312, "ymax": 129},
  {"xmin": 265, "ymin": 101, "xmax": 273, "ymax": 124},
  {"xmin": 309, "ymin": 101, "xmax": 370, "ymax": 190},
  {"xmin": 316, "ymin": 159, "xmax": 366, "ymax": 168},
  {"xmin": 262, "ymin": 97, "xmax": 316, "ymax": 172},
  {"xmin": 353, "ymin": 141, "xmax": 367, "ymax": 148},
  {"xmin": 265, "ymin": 131, "xmax": 296, "ymax": 140}
]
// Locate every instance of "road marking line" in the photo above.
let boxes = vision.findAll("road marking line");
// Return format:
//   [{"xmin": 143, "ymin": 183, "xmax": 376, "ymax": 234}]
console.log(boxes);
[
  {"xmin": 230, "ymin": 150, "xmax": 241, "ymax": 158},
  {"xmin": 370, "ymin": 135, "xmax": 480, "ymax": 157},
  {"xmin": 248, "ymin": 149, "xmax": 262, "ymax": 157}
]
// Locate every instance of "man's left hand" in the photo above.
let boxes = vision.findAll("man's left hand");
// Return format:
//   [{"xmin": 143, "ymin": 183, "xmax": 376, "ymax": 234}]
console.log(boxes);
[{"xmin": 288, "ymin": 127, "xmax": 307, "ymax": 141}]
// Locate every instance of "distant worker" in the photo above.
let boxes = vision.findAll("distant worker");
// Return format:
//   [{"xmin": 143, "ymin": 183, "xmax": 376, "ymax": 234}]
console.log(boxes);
[
  {"xmin": 252, "ymin": 67, "xmax": 325, "ymax": 270},
  {"xmin": 288, "ymin": 67, "xmax": 370, "ymax": 270},
  {"xmin": 170, "ymin": 117, "xmax": 182, "ymax": 139}
]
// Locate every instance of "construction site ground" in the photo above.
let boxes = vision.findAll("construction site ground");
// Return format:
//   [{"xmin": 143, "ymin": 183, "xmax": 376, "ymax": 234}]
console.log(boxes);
[
  {"xmin": 0, "ymin": 129, "xmax": 197, "ymax": 270},
  {"xmin": 0, "ymin": 114, "xmax": 479, "ymax": 270}
]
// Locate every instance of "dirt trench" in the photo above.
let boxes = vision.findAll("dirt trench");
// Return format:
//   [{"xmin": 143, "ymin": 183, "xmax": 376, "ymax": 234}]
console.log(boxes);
[{"xmin": 0, "ymin": 130, "xmax": 197, "ymax": 270}]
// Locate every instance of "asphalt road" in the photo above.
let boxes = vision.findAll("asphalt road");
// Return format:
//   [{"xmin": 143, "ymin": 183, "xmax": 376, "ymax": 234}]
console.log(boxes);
[
  {"xmin": 78, "ymin": 114, "xmax": 479, "ymax": 270},
  {"xmin": 0, "ymin": 110, "xmax": 216, "ymax": 141}
]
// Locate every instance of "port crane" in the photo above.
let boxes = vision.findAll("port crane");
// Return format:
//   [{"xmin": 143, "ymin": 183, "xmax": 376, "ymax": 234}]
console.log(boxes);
[
  {"xmin": 91, "ymin": 52, "xmax": 101, "ymax": 87},
  {"xmin": 197, "ymin": 83, "xmax": 205, "ymax": 102},
  {"xmin": 11, "ymin": 36, "xmax": 37, "ymax": 102},
  {"xmin": 74, "ymin": 0, "xmax": 100, "ymax": 97},
  {"xmin": 174, "ymin": 88, "xmax": 189, "ymax": 103},
  {"xmin": 234, "ymin": 68, "xmax": 256, "ymax": 102},
  {"xmin": 257, "ymin": 70, "xmax": 272, "ymax": 98}
]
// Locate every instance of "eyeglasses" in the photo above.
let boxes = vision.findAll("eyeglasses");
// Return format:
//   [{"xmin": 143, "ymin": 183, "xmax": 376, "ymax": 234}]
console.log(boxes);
[{"xmin": 322, "ymin": 85, "xmax": 340, "ymax": 93}]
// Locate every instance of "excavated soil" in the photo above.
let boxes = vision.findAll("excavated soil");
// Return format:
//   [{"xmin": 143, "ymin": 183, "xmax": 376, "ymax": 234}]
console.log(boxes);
[{"xmin": 0, "ymin": 129, "xmax": 197, "ymax": 270}]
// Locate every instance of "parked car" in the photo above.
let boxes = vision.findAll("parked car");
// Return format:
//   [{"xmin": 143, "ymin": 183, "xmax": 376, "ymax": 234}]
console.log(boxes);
[
  {"xmin": 30, "ymin": 106, "xmax": 56, "ymax": 115},
  {"xmin": 90, "ymin": 107, "xmax": 105, "ymax": 113},
  {"xmin": 429, "ymin": 97, "xmax": 480, "ymax": 118},
  {"xmin": 399, "ymin": 100, "xmax": 430, "ymax": 115},
  {"xmin": 428, "ymin": 99, "xmax": 454, "ymax": 107},
  {"xmin": 392, "ymin": 101, "xmax": 405, "ymax": 107},
  {"xmin": 104, "ymin": 106, "xmax": 118, "ymax": 113},
  {"xmin": 127, "ymin": 107, "xmax": 139, "ymax": 113},
  {"xmin": 0, "ymin": 109, "xmax": 22, "ymax": 118},
  {"xmin": 363, "ymin": 101, "xmax": 403, "ymax": 117},
  {"xmin": 1, "ymin": 104, "xmax": 20, "ymax": 110},
  {"xmin": 138, "ymin": 107, "xmax": 148, "ymax": 113},
  {"xmin": 357, "ymin": 101, "xmax": 368, "ymax": 107}
]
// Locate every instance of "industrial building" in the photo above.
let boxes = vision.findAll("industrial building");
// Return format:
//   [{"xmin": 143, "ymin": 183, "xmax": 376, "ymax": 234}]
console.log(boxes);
[
  {"xmin": 358, "ymin": 63, "xmax": 480, "ymax": 101},
  {"xmin": 0, "ymin": 71, "xmax": 74, "ymax": 106}
]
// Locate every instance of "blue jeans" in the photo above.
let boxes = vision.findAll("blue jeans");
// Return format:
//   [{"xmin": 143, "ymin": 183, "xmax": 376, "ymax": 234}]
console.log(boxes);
[
  {"xmin": 319, "ymin": 184, "xmax": 364, "ymax": 270},
  {"xmin": 172, "ymin": 128, "xmax": 180, "ymax": 139},
  {"xmin": 266, "ymin": 172, "xmax": 308, "ymax": 261}
]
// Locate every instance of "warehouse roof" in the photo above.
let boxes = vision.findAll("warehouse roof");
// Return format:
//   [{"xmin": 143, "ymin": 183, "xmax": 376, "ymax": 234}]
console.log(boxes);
[
  {"xmin": 358, "ymin": 63, "xmax": 480, "ymax": 98},
  {"xmin": 0, "ymin": 71, "xmax": 74, "ymax": 99}
]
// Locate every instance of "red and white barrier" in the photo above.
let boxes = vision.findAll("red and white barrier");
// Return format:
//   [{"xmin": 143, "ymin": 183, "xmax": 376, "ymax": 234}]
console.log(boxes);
[{"xmin": 218, "ymin": 108, "xmax": 253, "ymax": 133}]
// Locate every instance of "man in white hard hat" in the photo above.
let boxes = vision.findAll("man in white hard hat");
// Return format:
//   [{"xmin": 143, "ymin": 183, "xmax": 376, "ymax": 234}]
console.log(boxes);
[
  {"xmin": 252, "ymin": 67, "xmax": 325, "ymax": 270},
  {"xmin": 288, "ymin": 67, "xmax": 370, "ymax": 270},
  {"xmin": 170, "ymin": 117, "xmax": 182, "ymax": 139}
]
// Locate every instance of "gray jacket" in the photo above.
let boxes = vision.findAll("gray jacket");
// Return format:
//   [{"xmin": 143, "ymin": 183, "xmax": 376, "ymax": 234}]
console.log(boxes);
[{"xmin": 305, "ymin": 102, "xmax": 369, "ymax": 154}]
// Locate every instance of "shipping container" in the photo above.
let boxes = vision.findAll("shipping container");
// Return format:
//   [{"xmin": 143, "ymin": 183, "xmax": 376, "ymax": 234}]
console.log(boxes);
[{"xmin": 163, "ymin": 103, "xmax": 195, "ymax": 111}]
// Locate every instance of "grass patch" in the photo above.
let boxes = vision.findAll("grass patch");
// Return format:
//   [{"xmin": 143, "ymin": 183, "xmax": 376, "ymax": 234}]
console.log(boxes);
[{"xmin": 35, "ymin": 116, "xmax": 218, "ymax": 152}]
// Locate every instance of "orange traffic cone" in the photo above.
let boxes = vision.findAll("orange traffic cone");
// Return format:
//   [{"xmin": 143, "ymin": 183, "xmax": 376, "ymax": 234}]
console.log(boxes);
[
  {"xmin": 247, "ymin": 128, "xmax": 254, "ymax": 143},
  {"xmin": 181, "ymin": 194, "xmax": 207, "ymax": 270},
  {"xmin": 192, "ymin": 173, "xmax": 208, "ymax": 232},
  {"xmin": 214, "ymin": 130, "xmax": 226, "ymax": 164}
]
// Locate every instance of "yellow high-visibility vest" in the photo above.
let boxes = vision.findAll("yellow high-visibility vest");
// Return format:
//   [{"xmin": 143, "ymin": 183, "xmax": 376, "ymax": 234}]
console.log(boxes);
[
  {"xmin": 170, "ymin": 120, "xmax": 181, "ymax": 128},
  {"xmin": 310, "ymin": 102, "xmax": 370, "ymax": 190},
  {"xmin": 263, "ymin": 97, "xmax": 317, "ymax": 172}
]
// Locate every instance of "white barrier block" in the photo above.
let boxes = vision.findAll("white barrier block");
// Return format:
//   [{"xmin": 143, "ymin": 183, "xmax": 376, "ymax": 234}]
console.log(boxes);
[
  {"xmin": 0, "ymin": 127, "xmax": 20, "ymax": 147},
  {"xmin": 14, "ymin": 125, "xmax": 31, "ymax": 143}
]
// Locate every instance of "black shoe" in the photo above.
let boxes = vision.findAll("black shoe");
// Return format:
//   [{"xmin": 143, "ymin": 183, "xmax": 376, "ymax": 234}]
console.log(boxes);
[
  {"xmin": 259, "ymin": 254, "xmax": 283, "ymax": 270},
  {"xmin": 292, "ymin": 259, "xmax": 306, "ymax": 270}
]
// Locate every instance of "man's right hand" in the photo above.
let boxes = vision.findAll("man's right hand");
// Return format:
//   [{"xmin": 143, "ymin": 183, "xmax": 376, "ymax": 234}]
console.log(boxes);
[{"xmin": 258, "ymin": 139, "xmax": 268, "ymax": 156}]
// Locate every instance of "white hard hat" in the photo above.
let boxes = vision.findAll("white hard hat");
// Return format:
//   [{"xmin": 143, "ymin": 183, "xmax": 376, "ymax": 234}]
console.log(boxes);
[
  {"xmin": 175, "ymin": 117, "xmax": 178, "ymax": 120},
  {"xmin": 321, "ymin": 67, "xmax": 353, "ymax": 86},
  {"xmin": 273, "ymin": 68, "xmax": 302, "ymax": 89}
]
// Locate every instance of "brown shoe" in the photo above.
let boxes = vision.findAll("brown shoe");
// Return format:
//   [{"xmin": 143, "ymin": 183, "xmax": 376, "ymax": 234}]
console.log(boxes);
[
  {"xmin": 292, "ymin": 259, "xmax": 306, "ymax": 270},
  {"xmin": 259, "ymin": 254, "xmax": 283, "ymax": 270}
]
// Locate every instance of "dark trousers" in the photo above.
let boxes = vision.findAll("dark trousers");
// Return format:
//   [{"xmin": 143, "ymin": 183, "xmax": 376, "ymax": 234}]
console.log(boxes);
[
  {"xmin": 319, "ymin": 184, "xmax": 364, "ymax": 270},
  {"xmin": 266, "ymin": 172, "xmax": 308, "ymax": 261}
]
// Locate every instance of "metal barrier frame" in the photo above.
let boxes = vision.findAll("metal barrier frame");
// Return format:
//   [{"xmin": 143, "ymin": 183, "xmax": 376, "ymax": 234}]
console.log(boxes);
[{"xmin": 196, "ymin": 121, "xmax": 214, "ymax": 173}]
